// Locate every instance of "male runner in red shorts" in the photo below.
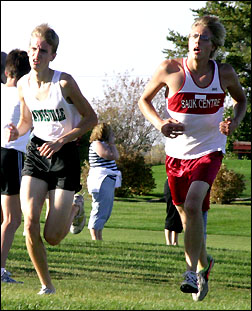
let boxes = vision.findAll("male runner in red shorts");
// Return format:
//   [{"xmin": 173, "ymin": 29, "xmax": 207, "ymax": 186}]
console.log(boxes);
[{"xmin": 138, "ymin": 15, "xmax": 247, "ymax": 301}]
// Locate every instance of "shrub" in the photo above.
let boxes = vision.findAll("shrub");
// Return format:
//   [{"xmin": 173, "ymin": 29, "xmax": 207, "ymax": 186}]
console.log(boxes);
[
  {"xmin": 210, "ymin": 163, "xmax": 246, "ymax": 204},
  {"xmin": 80, "ymin": 160, "xmax": 90, "ymax": 196},
  {"xmin": 79, "ymin": 146, "xmax": 156, "ymax": 198},
  {"xmin": 77, "ymin": 132, "xmax": 92, "ymax": 196},
  {"xmin": 115, "ymin": 147, "xmax": 156, "ymax": 197},
  {"xmin": 144, "ymin": 144, "xmax": 166, "ymax": 165},
  {"xmin": 77, "ymin": 131, "xmax": 92, "ymax": 167}
]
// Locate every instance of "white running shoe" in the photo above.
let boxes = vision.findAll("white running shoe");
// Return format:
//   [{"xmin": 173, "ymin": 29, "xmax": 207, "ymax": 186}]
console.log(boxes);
[
  {"xmin": 1, "ymin": 270, "xmax": 23, "ymax": 284},
  {"xmin": 180, "ymin": 271, "xmax": 198, "ymax": 293},
  {"xmin": 70, "ymin": 194, "xmax": 86, "ymax": 234},
  {"xmin": 37, "ymin": 286, "xmax": 56, "ymax": 295},
  {"xmin": 192, "ymin": 255, "xmax": 215, "ymax": 301}
]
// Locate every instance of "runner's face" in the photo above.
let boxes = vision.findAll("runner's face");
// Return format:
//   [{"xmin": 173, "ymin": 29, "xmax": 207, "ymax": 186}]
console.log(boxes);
[
  {"xmin": 28, "ymin": 36, "xmax": 56, "ymax": 71},
  {"xmin": 188, "ymin": 25, "xmax": 215, "ymax": 60}
]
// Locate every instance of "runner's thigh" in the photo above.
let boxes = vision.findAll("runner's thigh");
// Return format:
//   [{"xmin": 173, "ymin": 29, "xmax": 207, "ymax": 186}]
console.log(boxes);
[
  {"xmin": 45, "ymin": 189, "xmax": 75, "ymax": 232},
  {"xmin": 20, "ymin": 176, "xmax": 48, "ymax": 221},
  {"xmin": 186, "ymin": 181, "xmax": 210, "ymax": 206}
]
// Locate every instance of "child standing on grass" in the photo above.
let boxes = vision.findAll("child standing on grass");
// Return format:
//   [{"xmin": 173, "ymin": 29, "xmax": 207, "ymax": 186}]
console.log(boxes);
[{"xmin": 87, "ymin": 123, "xmax": 121, "ymax": 241}]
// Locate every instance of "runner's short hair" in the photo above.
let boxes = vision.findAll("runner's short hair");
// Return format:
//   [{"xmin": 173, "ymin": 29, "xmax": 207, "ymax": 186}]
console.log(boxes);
[
  {"xmin": 30, "ymin": 23, "xmax": 59, "ymax": 54},
  {"xmin": 191, "ymin": 15, "xmax": 226, "ymax": 58},
  {"xmin": 5, "ymin": 49, "xmax": 30, "ymax": 81}
]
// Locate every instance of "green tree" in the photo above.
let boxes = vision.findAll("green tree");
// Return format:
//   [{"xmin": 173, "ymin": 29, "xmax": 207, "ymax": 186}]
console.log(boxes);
[{"xmin": 162, "ymin": 1, "xmax": 251, "ymax": 152}]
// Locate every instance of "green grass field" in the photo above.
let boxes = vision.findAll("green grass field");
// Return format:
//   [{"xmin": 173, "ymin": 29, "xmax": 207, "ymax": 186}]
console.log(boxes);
[
  {"xmin": 150, "ymin": 159, "xmax": 251, "ymax": 198},
  {"xmin": 1, "ymin": 160, "xmax": 251, "ymax": 310}
]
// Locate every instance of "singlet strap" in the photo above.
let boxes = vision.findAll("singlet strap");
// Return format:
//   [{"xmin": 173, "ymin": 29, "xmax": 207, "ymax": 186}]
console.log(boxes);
[{"xmin": 51, "ymin": 70, "xmax": 62, "ymax": 83}]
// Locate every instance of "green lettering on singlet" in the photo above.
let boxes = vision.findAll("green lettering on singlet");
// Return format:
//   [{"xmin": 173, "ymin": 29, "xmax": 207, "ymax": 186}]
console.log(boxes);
[
  {"xmin": 31, "ymin": 111, "xmax": 39, "ymax": 121},
  {"xmin": 32, "ymin": 108, "xmax": 66, "ymax": 122},
  {"xmin": 58, "ymin": 108, "xmax": 66, "ymax": 121},
  {"xmin": 48, "ymin": 110, "xmax": 58, "ymax": 121},
  {"xmin": 37, "ymin": 110, "xmax": 44, "ymax": 121},
  {"xmin": 42, "ymin": 109, "xmax": 50, "ymax": 121}
]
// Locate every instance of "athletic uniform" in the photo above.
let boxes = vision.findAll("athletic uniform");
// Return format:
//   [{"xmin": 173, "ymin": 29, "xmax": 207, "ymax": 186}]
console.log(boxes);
[
  {"xmin": 19, "ymin": 70, "xmax": 82, "ymax": 192},
  {"xmin": 165, "ymin": 58, "xmax": 226, "ymax": 208},
  {"xmin": 87, "ymin": 141, "xmax": 121, "ymax": 230},
  {"xmin": 1, "ymin": 84, "xmax": 30, "ymax": 195}
]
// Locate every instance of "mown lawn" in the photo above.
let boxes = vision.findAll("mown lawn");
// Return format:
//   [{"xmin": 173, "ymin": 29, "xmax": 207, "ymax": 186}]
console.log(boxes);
[
  {"xmin": 150, "ymin": 159, "xmax": 251, "ymax": 198},
  {"xmin": 1, "ymin": 160, "xmax": 251, "ymax": 310}
]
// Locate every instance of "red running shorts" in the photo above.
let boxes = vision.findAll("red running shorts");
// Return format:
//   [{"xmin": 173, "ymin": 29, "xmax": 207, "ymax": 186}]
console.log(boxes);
[{"xmin": 165, "ymin": 151, "xmax": 223, "ymax": 211}]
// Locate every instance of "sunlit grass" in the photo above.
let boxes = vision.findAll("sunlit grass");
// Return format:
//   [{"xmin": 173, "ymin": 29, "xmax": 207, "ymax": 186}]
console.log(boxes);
[{"xmin": 1, "ymin": 160, "xmax": 251, "ymax": 310}]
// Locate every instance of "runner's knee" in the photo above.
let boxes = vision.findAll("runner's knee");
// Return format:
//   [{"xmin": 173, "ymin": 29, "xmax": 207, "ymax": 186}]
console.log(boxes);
[{"xmin": 44, "ymin": 228, "xmax": 63, "ymax": 246}]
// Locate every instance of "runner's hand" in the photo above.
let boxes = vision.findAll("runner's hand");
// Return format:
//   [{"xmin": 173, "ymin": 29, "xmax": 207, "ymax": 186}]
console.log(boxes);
[
  {"xmin": 161, "ymin": 118, "xmax": 184, "ymax": 138},
  {"xmin": 5, "ymin": 123, "xmax": 19, "ymax": 142}
]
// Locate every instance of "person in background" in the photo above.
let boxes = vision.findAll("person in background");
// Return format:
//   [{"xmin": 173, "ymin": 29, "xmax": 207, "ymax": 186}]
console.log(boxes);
[
  {"xmin": 164, "ymin": 178, "xmax": 183, "ymax": 246},
  {"xmin": 6, "ymin": 23, "xmax": 98, "ymax": 295},
  {"xmin": 164, "ymin": 177, "xmax": 209, "ymax": 246},
  {"xmin": 138, "ymin": 15, "xmax": 246, "ymax": 301},
  {"xmin": 1, "ymin": 51, "xmax": 7, "ymax": 84},
  {"xmin": 1, "ymin": 49, "xmax": 31, "ymax": 283},
  {"xmin": 1, "ymin": 51, "xmax": 7, "ymax": 225},
  {"xmin": 87, "ymin": 123, "xmax": 121, "ymax": 241}
]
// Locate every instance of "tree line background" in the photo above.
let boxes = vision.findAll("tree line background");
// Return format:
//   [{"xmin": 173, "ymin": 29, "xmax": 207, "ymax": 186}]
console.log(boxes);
[{"xmin": 78, "ymin": 1, "xmax": 251, "ymax": 197}]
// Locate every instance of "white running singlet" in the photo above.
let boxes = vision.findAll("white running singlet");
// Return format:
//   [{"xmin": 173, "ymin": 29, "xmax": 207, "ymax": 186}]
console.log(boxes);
[
  {"xmin": 19, "ymin": 70, "xmax": 81, "ymax": 141},
  {"xmin": 165, "ymin": 58, "xmax": 227, "ymax": 159}
]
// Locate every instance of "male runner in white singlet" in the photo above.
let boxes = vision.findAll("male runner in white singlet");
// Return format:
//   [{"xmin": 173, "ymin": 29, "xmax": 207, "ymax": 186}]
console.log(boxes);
[
  {"xmin": 138, "ymin": 15, "xmax": 247, "ymax": 301},
  {"xmin": 7, "ymin": 24, "xmax": 98, "ymax": 295},
  {"xmin": 1, "ymin": 49, "xmax": 31, "ymax": 284}
]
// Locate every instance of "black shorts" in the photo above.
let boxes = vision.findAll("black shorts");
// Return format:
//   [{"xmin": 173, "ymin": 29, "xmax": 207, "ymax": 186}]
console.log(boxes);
[
  {"xmin": 1, "ymin": 147, "xmax": 24, "ymax": 195},
  {"xmin": 164, "ymin": 179, "xmax": 183, "ymax": 233},
  {"xmin": 22, "ymin": 135, "xmax": 82, "ymax": 193}
]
